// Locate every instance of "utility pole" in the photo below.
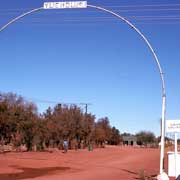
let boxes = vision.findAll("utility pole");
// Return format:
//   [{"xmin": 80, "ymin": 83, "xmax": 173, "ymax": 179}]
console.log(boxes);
[{"xmin": 80, "ymin": 103, "xmax": 91, "ymax": 114}]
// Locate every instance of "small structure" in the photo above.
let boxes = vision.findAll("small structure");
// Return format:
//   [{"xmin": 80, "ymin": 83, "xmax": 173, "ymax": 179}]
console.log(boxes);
[
  {"xmin": 122, "ymin": 135, "xmax": 137, "ymax": 146},
  {"xmin": 166, "ymin": 120, "xmax": 180, "ymax": 178}
]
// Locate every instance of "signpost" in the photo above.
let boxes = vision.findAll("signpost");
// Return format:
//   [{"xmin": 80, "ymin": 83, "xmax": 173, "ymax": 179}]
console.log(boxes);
[
  {"xmin": 166, "ymin": 120, "xmax": 180, "ymax": 178},
  {"xmin": 43, "ymin": 1, "xmax": 87, "ymax": 9},
  {"xmin": 166, "ymin": 120, "xmax": 180, "ymax": 133}
]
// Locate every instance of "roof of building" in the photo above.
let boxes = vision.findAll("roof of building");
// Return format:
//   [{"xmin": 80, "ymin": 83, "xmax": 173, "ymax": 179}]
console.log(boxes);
[{"xmin": 122, "ymin": 135, "xmax": 137, "ymax": 141}]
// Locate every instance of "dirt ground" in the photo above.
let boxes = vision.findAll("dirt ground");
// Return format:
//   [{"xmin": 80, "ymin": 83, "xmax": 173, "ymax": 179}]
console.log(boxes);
[{"xmin": 0, "ymin": 146, "xmax": 175, "ymax": 180}]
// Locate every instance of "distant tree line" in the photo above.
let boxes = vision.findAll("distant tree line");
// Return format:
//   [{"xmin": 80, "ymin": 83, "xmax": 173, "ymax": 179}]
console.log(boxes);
[
  {"xmin": 136, "ymin": 131, "xmax": 156, "ymax": 146},
  {"xmin": 0, "ymin": 92, "xmax": 122, "ymax": 151}
]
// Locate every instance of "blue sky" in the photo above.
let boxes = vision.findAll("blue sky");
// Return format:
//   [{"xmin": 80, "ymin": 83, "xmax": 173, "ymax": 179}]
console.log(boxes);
[{"xmin": 0, "ymin": 0, "xmax": 180, "ymax": 136}]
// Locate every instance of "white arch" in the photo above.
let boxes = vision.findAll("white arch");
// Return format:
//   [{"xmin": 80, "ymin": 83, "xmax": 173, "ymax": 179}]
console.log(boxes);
[
  {"xmin": 0, "ymin": 3, "xmax": 166, "ymax": 174},
  {"xmin": 0, "ymin": 7, "xmax": 43, "ymax": 32}
]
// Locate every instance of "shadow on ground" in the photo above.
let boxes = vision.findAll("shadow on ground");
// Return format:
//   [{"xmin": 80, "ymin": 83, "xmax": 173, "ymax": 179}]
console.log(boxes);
[
  {"xmin": 121, "ymin": 169, "xmax": 157, "ymax": 179},
  {"xmin": 0, "ymin": 166, "xmax": 70, "ymax": 180}
]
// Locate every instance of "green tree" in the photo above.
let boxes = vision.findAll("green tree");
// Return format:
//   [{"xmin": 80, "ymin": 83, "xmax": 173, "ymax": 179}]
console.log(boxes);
[
  {"xmin": 94, "ymin": 117, "xmax": 111, "ymax": 146},
  {"xmin": 0, "ymin": 92, "xmax": 39, "ymax": 151},
  {"xmin": 0, "ymin": 92, "xmax": 123, "ymax": 151},
  {"xmin": 109, "ymin": 127, "xmax": 121, "ymax": 145},
  {"xmin": 136, "ymin": 131, "xmax": 155, "ymax": 146}
]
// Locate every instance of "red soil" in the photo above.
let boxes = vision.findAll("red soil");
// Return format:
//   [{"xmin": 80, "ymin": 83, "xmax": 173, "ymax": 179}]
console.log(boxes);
[{"xmin": 0, "ymin": 146, "xmax": 175, "ymax": 180}]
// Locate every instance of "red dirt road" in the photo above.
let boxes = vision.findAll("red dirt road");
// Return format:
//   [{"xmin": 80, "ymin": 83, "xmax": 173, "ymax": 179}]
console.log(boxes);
[{"xmin": 0, "ymin": 146, "xmax": 174, "ymax": 180}]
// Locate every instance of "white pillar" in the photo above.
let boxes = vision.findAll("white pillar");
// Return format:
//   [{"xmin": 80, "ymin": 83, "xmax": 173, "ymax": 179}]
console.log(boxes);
[{"xmin": 175, "ymin": 133, "xmax": 178, "ymax": 178}]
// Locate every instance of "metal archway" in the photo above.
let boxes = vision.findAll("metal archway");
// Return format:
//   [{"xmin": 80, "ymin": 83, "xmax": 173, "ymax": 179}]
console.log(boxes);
[{"xmin": 0, "ymin": 2, "xmax": 166, "ymax": 174}]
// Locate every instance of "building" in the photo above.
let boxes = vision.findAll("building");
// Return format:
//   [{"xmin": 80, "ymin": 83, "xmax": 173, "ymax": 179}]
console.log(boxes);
[{"xmin": 122, "ymin": 135, "xmax": 137, "ymax": 146}]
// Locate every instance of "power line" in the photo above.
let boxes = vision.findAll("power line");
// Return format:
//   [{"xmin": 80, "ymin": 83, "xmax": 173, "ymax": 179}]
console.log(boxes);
[
  {"xmin": 26, "ymin": 97, "xmax": 93, "ymax": 115},
  {"xmin": 0, "ymin": 3, "xmax": 180, "ymax": 12},
  {"xmin": 0, "ymin": 8, "xmax": 180, "ymax": 14},
  {"xmin": 12, "ymin": 21, "xmax": 180, "ymax": 26},
  {"xmin": 27, "ymin": 97, "xmax": 91, "ymax": 107},
  {"xmin": 1, "ymin": 4, "xmax": 180, "ymax": 26},
  {"xmin": 0, "ymin": 4, "xmax": 180, "ymax": 14},
  {"xmin": 10, "ymin": 16, "xmax": 180, "ymax": 25},
  {"xmin": 20, "ymin": 15, "xmax": 180, "ymax": 19},
  {"xmin": 103, "ymin": 3, "xmax": 180, "ymax": 8},
  {"xmin": 6, "ymin": 13, "xmax": 180, "ymax": 21}
]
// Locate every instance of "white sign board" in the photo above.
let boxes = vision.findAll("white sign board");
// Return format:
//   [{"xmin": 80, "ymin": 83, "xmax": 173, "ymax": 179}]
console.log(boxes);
[
  {"xmin": 166, "ymin": 120, "xmax": 180, "ymax": 133},
  {"xmin": 44, "ymin": 1, "xmax": 87, "ymax": 9}
]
